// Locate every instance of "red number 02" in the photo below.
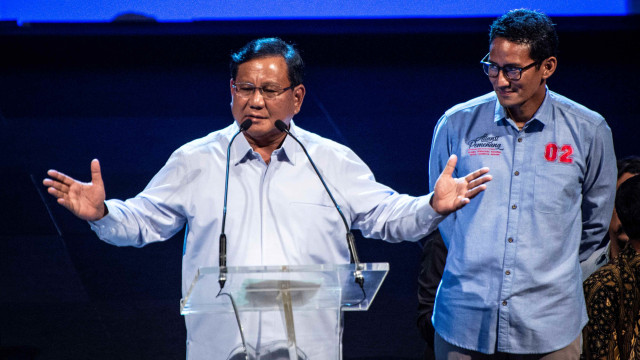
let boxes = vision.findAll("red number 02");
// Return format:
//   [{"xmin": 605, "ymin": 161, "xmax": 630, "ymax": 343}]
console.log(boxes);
[
  {"xmin": 559, "ymin": 145, "xmax": 573, "ymax": 163},
  {"xmin": 545, "ymin": 143, "xmax": 573, "ymax": 163},
  {"xmin": 544, "ymin": 143, "xmax": 558, "ymax": 161}
]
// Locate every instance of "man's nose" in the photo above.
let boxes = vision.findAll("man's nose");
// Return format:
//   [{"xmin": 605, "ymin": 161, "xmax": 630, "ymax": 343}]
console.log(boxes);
[
  {"xmin": 248, "ymin": 88, "xmax": 265, "ymax": 107},
  {"xmin": 496, "ymin": 69, "xmax": 511, "ymax": 87}
]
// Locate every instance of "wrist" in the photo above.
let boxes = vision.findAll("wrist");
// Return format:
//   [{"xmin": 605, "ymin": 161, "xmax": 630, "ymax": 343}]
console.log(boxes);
[
  {"xmin": 95, "ymin": 202, "xmax": 108, "ymax": 220},
  {"xmin": 429, "ymin": 194, "xmax": 445, "ymax": 216}
]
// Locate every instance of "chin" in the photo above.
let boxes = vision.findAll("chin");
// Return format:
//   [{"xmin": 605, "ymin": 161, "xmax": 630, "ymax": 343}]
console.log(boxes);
[
  {"xmin": 247, "ymin": 125, "xmax": 279, "ymax": 139},
  {"xmin": 496, "ymin": 98, "xmax": 513, "ymax": 108},
  {"xmin": 246, "ymin": 127, "xmax": 268, "ymax": 137},
  {"xmin": 244, "ymin": 119, "xmax": 270, "ymax": 132},
  {"xmin": 496, "ymin": 95, "xmax": 522, "ymax": 109}
]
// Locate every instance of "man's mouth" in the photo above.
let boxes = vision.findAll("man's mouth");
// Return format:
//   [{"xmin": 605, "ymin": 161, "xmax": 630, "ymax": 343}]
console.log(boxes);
[
  {"xmin": 497, "ymin": 88, "xmax": 516, "ymax": 96},
  {"xmin": 244, "ymin": 115, "xmax": 268, "ymax": 121}
]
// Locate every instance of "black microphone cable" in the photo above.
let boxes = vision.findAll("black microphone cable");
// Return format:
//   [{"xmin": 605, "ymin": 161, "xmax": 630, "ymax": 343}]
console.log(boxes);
[
  {"xmin": 219, "ymin": 119, "xmax": 253, "ymax": 289},
  {"xmin": 275, "ymin": 120, "xmax": 365, "ymax": 290},
  {"xmin": 216, "ymin": 119, "xmax": 253, "ymax": 360}
]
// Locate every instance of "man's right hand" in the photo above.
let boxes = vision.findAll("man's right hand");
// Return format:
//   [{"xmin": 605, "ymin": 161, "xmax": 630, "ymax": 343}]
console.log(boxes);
[
  {"xmin": 42, "ymin": 159, "xmax": 107, "ymax": 221},
  {"xmin": 431, "ymin": 154, "xmax": 491, "ymax": 215}
]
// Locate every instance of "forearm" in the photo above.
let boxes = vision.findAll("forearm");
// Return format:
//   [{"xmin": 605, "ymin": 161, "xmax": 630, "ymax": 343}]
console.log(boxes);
[
  {"xmin": 89, "ymin": 198, "xmax": 186, "ymax": 247},
  {"xmin": 356, "ymin": 193, "xmax": 444, "ymax": 243}
]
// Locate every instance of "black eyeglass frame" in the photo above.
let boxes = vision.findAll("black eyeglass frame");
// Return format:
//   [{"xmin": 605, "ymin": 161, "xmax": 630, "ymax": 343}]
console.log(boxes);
[
  {"xmin": 232, "ymin": 82, "xmax": 294, "ymax": 100},
  {"xmin": 480, "ymin": 53, "xmax": 541, "ymax": 81}
]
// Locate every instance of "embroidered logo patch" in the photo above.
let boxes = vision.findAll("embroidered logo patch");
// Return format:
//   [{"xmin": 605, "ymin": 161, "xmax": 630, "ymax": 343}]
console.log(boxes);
[
  {"xmin": 466, "ymin": 133, "xmax": 505, "ymax": 156},
  {"xmin": 544, "ymin": 143, "xmax": 574, "ymax": 163}
]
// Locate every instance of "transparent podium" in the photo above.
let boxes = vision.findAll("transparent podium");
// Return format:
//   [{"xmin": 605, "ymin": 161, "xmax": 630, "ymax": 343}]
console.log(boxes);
[{"xmin": 180, "ymin": 262, "xmax": 389, "ymax": 360}]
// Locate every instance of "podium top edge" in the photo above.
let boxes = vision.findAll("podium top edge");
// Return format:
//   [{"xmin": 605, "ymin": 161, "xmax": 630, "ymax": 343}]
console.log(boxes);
[{"xmin": 198, "ymin": 262, "xmax": 389, "ymax": 275}]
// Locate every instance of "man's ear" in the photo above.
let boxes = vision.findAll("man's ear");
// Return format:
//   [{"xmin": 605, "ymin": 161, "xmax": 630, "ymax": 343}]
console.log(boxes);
[
  {"xmin": 292, "ymin": 84, "xmax": 306, "ymax": 114},
  {"xmin": 541, "ymin": 57, "xmax": 557, "ymax": 80}
]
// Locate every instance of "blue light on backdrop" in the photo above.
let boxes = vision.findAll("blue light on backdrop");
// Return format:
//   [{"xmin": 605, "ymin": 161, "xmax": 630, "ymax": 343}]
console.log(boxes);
[{"xmin": 0, "ymin": 0, "xmax": 631, "ymax": 23}]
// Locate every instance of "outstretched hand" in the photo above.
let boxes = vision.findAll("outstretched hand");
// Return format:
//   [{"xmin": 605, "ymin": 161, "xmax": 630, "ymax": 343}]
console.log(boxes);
[
  {"xmin": 431, "ymin": 154, "xmax": 491, "ymax": 215},
  {"xmin": 42, "ymin": 159, "xmax": 107, "ymax": 221}
]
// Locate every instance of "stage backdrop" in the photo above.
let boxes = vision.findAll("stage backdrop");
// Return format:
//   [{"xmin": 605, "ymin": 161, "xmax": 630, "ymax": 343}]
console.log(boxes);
[{"xmin": 1, "ymin": 10, "xmax": 639, "ymax": 360}]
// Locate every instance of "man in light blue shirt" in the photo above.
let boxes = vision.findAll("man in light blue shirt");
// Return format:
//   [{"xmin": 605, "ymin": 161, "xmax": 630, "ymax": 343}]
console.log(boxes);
[
  {"xmin": 43, "ymin": 38, "xmax": 491, "ymax": 359},
  {"xmin": 429, "ymin": 10, "xmax": 616, "ymax": 359}
]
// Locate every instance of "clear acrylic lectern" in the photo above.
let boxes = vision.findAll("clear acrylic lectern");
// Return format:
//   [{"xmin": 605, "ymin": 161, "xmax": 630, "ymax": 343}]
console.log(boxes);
[{"xmin": 180, "ymin": 262, "xmax": 389, "ymax": 360}]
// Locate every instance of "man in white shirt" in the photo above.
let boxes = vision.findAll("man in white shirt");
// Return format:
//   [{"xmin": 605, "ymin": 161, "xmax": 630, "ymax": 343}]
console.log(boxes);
[{"xmin": 43, "ymin": 37, "xmax": 491, "ymax": 359}]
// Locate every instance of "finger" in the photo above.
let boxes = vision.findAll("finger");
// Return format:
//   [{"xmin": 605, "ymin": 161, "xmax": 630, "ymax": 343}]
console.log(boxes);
[
  {"xmin": 467, "ymin": 174, "xmax": 492, "ymax": 189},
  {"xmin": 51, "ymin": 181, "xmax": 69, "ymax": 194},
  {"xmin": 43, "ymin": 177, "xmax": 70, "ymax": 193},
  {"xmin": 456, "ymin": 196, "xmax": 470, "ymax": 209},
  {"xmin": 90, "ymin": 159, "xmax": 103, "ymax": 186},
  {"xmin": 47, "ymin": 185, "xmax": 69, "ymax": 199},
  {"xmin": 442, "ymin": 154, "xmax": 458, "ymax": 178},
  {"xmin": 466, "ymin": 184, "xmax": 488, "ymax": 199},
  {"xmin": 46, "ymin": 169, "xmax": 76, "ymax": 186},
  {"xmin": 46, "ymin": 169, "xmax": 63, "ymax": 181},
  {"xmin": 464, "ymin": 167, "xmax": 490, "ymax": 182}
]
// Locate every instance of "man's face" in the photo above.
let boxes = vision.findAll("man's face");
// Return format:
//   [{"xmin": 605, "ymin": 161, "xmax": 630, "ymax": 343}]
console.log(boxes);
[
  {"xmin": 230, "ymin": 56, "xmax": 305, "ymax": 143},
  {"xmin": 610, "ymin": 172, "xmax": 638, "ymax": 251},
  {"xmin": 488, "ymin": 37, "xmax": 554, "ymax": 112}
]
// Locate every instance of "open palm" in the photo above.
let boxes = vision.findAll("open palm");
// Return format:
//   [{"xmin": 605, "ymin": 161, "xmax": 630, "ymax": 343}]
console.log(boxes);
[
  {"xmin": 431, "ymin": 155, "xmax": 491, "ymax": 215},
  {"xmin": 42, "ymin": 159, "xmax": 107, "ymax": 221}
]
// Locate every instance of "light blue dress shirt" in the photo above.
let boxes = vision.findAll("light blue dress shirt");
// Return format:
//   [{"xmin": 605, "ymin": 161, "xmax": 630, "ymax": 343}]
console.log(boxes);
[
  {"xmin": 428, "ymin": 89, "xmax": 616, "ymax": 354},
  {"xmin": 580, "ymin": 241, "xmax": 610, "ymax": 281},
  {"xmin": 90, "ymin": 120, "xmax": 444, "ymax": 359}
]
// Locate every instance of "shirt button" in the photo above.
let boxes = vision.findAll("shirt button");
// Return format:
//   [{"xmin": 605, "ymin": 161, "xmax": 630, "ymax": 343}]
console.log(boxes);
[
  {"xmin": 508, "ymin": 238, "xmax": 514, "ymax": 243},
  {"xmin": 514, "ymin": 171, "xmax": 519, "ymax": 176},
  {"xmin": 518, "ymin": 138, "xmax": 523, "ymax": 143},
  {"xmin": 512, "ymin": 204, "xmax": 517, "ymax": 209},
  {"xmin": 505, "ymin": 270, "xmax": 511, "ymax": 275},
  {"xmin": 502, "ymin": 300, "xmax": 508, "ymax": 306}
]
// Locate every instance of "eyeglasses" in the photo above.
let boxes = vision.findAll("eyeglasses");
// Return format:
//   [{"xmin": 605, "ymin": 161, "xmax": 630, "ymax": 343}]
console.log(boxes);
[
  {"xmin": 480, "ymin": 53, "xmax": 540, "ymax": 81},
  {"xmin": 232, "ymin": 82, "xmax": 294, "ymax": 100}
]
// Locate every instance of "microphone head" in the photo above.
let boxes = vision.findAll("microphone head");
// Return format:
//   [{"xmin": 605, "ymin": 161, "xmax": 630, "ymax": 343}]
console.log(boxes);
[
  {"xmin": 275, "ymin": 120, "xmax": 288, "ymax": 132},
  {"xmin": 240, "ymin": 119, "xmax": 253, "ymax": 131}
]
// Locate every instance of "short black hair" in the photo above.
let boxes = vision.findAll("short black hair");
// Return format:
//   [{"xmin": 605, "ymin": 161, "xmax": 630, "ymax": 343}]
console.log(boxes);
[
  {"xmin": 230, "ymin": 37, "xmax": 304, "ymax": 87},
  {"xmin": 616, "ymin": 175, "xmax": 640, "ymax": 240},
  {"xmin": 489, "ymin": 9, "xmax": 559, "ymax": 64},
  {"xmin": 618, "ymin": 156, "xmax": 640, "ymax": 179}
]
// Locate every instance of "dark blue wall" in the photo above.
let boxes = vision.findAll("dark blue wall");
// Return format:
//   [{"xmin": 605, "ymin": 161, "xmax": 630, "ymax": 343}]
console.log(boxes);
[{"xmin": 2, "ymin": 16, "xmax": 639, "ymax": 359}]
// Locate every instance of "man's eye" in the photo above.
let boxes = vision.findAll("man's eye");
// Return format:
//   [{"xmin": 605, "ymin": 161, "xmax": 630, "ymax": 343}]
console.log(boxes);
[
  {"xmin": 262, "ymin": 88, "xmax": 279, "ymax": 94},
  {"xmin": 238, "ymin": 86, "xmax": 254, "ymax": 92}
]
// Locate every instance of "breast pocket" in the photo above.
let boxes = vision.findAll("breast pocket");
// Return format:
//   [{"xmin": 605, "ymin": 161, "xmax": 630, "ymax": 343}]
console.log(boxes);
[
  {"xmin": 533, "ymin": 164, "xmax": 581, "ymax": 214},
  {"xmin": 289, "ymin": 202, "xmax": 349, "ymax": 263},
  {"xmin": 289, "ymin": 201, "xmax": 341, "ymax": 234}
]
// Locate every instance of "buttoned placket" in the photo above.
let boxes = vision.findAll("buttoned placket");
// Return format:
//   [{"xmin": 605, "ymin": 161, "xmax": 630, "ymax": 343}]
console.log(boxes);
[
  {"xmin": 258, "ymin": 151, "xmax": 272, "ymax": 265},
  {"xmin": 497, "ymin": 124, "xmax": 527, "ymax": 351}
]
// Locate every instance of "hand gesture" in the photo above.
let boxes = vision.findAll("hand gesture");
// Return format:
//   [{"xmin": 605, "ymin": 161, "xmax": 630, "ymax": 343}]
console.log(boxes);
[
  {"xmin": 431, "ymin": 154, "xmax": 491, "ymax": 215},
  {"xmin": 42, "ymin": 159, "xmax": 107, "ymax": 221}
]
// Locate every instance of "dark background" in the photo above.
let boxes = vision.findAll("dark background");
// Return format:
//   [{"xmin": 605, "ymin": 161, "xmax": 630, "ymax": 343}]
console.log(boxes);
[{"xmin": 2, "ymin": 16, "xmax": 639, "ymax": 359}]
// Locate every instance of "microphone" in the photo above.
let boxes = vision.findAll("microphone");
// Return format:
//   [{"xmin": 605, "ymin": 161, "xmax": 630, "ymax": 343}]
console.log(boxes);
[
  {"xmin": 275, "ymin": 120, "xmax": 365, "ymax": 288},
  {"xmin": 219, "ymin": 119, "xmax": 253, "ymax": 289}
]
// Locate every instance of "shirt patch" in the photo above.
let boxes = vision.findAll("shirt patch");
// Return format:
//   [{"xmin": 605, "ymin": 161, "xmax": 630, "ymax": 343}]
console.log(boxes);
[
  {"xmin": 544, "ymin": 143, "xmax": 574, "ymax": 163},
  {"xmin": 466, "ymin": 133, "xmax": 505, "ymax": 156}
]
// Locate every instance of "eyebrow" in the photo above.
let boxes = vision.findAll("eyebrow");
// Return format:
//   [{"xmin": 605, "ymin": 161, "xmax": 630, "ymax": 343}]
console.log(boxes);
[
  {"xmin": 235, "ymin": 80, "xmax": 282, "ymax": 86},
  {"xmin": 487, "ymin": 60, "xmax": 524, "ymax": 68}
]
